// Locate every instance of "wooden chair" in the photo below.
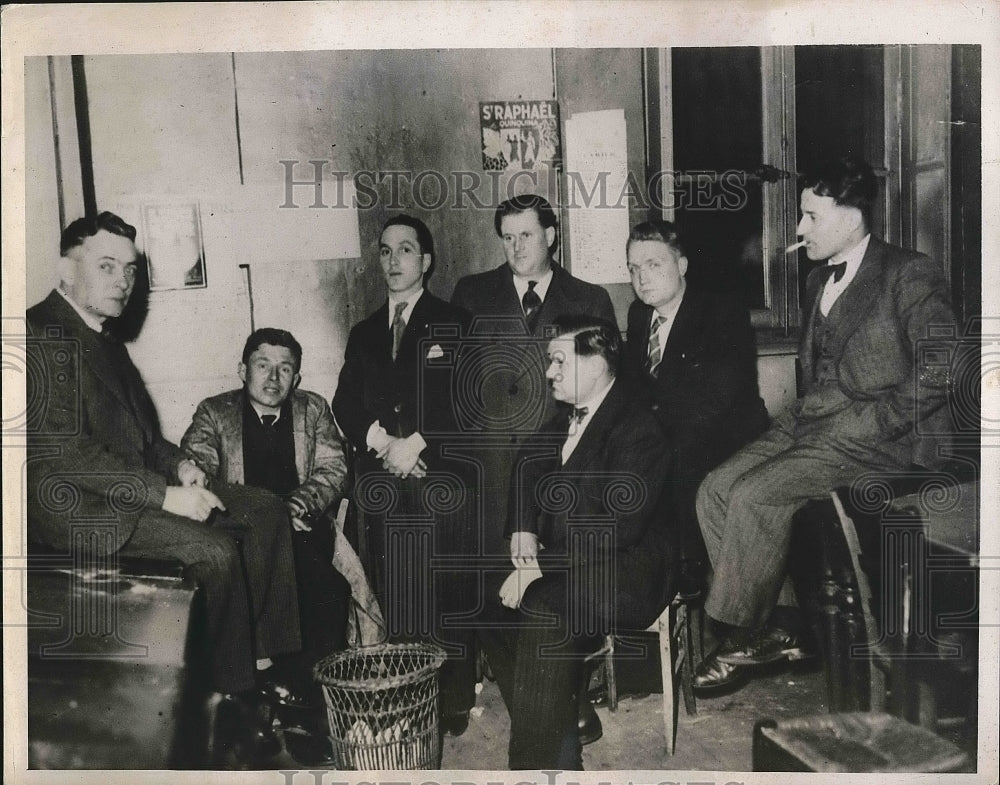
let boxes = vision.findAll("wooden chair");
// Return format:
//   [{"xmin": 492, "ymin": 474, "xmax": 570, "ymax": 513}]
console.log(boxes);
[{"xmin": 587, "ymin": 589, "xmax": 702, "ymax": 754}]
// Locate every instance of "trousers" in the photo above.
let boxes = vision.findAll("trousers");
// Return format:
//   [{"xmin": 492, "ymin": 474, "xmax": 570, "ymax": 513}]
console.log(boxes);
[
  {"xmin": 697, "ymin": 409, "xmax": 910, "ymax": 628},
  {"xmin": 120, "ymin": 483, "xmax": 301, "ymax": 693}
]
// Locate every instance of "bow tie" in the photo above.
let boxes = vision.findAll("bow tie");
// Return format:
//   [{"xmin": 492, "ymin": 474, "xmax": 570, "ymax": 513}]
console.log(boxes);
[
  {"xmin": 569, "ymin": 406, "xmax": 588, "ymax": 426},
  {"xmin": 824, "ymin": 261, "xmax": 848, "ymax": 284}
]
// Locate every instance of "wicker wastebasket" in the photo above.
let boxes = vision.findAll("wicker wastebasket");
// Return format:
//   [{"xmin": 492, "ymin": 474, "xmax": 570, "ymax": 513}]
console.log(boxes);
[{"xmin": 314, "ymin": 642, "xmax": 447, "ymax": 770}]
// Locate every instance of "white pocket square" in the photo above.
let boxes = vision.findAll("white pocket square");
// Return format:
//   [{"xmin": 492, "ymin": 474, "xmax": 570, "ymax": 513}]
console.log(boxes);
[{"xmin": 426, "ymin": 344, "xmax": 444, "ymax": 359}]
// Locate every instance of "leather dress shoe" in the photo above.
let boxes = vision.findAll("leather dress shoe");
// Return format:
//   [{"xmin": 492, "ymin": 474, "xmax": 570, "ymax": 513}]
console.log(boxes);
[
  {"xmin": 440, "ymin": 710, "xmax": 470, "ymax": 738},
  {"xmin": 258, "ymin": 677, "xmax": 314, "ymax": 711},
  {"xmin": 692, "ymin": 653, "xmax": 747, "ymax": 693},
  {"xmin": 716, "ymin": 626, "xmax": 818, "ymax": 666},
  {"xmin": 577, "ymin": 700, "xmax": 603, "ymax": 745},
  {"xmin": 283, "ymin": 726, "xmax": 336, "ymax": 766}
]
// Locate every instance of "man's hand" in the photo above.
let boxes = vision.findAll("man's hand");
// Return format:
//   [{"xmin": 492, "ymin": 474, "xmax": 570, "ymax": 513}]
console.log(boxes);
[
  {"xmin": 163, "ymin": 486, "xmax": 226, "ymax": 522},
  {"xmin": 509, "ymin": 531, "xmax": 540, "ymax": 568},
  {"xmin": 177, "ymin": 459, "xmax": 207, "ymax": 488},
  {"xmin": 498, "ymin": 560, "xmax": 543, "ymax": 609},
  {"xmin": 378, "ymin": 434, "xmax": 427, "ymax": 479},
  {"xmin": 287, "ymin": 499, "xmax": 312, "ymax": 532}
]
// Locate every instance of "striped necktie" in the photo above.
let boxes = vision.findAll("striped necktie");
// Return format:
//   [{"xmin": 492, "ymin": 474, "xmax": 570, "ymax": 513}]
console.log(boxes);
[{"xmin": 647, "ymin": 314, "xmax": 667, "ymax": 378}]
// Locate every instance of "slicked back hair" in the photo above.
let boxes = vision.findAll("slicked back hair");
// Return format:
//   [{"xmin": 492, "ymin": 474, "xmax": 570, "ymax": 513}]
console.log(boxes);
[
  {"xmin": 552, "ymin": 314, "xmax": 621, "ymax": 377},
  {"xmin": 801, "ymin": 155, "xmax": 878, "ymax": 231},
  {"xmin": 60, "ymin": 211, "xmax": 137, "ymax": 256}
]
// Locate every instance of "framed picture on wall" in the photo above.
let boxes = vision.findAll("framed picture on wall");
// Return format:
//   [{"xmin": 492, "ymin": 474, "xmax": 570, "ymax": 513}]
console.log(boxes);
[{"xmin": 140, "ymin": 201, "xmax": 207, "ymax": 291}]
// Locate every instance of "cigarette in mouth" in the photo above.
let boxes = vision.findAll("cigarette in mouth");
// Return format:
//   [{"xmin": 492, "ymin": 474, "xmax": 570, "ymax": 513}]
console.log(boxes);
[{"xmin": 785, "ymin": 241, "xmax": 806, "ymax": 254}]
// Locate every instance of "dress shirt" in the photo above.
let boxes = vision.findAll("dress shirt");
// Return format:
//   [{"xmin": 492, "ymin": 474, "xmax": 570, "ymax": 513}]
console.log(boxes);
[
  {"xmin": 819, "ymin": 234, "xmax": 870, "ymax": 316},
  {"xmin": 562, "ymin": 378, "xmax": 615, "ymax": 464},
  {"xmin": 649, "ymin": 283, "xmax": 687, "ymax": 353},
  {"xmin": 249, "ymin": 403, "xmax": 281, "ymax": 425},
  {"xmin": 386, "ymin": 288, "xmax": 424, "ymax": 328},
  {"xmin": 511, "ymin": 267, "xmax": 554, "ymax": 308},
  {"xmin": 56, "ymin": 286, "xmax": 104, "ymax": 333},
  {"xmin": 366, "ymin": 288, "xmax": 428, "ymax": 454}
]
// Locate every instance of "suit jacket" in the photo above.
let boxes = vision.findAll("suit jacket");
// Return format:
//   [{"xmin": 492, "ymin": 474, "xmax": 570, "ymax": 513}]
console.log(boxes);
[
  {"xmin": 507, "ymin": 380, "xmax": 675, "ymax": 629},
  {"xmin": 181, "ymin": 388, "xmax": 384, "ymax": 645},
  {"xmin": 451, "ymin": 262, "xmax": 617, "ymax": 431},
  {"xmin": 181, "ymin": 388, "xmax": 347, "ymax": 517},
  {"xmin": 26, "ymin": 291, "xmax": 186, "ymax": 553},
  {"xmin": 624, "ymin": 287, "xmax": 768, "ymax": 482},
  {"xmin": 332, "ymin": 290, "xmax": 471, "ymax": 464},
  {"xmin": 451, "ymin": 263, "xmax": 617, "ymax": 552},
  {"xmin": 796, "ymin": 236, "xmax": 955, "ymax": 467}
]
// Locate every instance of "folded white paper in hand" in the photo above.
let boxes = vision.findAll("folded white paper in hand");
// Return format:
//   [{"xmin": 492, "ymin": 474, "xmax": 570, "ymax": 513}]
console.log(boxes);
[{"xmin": 499, "ymin": 559, "xmax": 543, "ymax": 609}]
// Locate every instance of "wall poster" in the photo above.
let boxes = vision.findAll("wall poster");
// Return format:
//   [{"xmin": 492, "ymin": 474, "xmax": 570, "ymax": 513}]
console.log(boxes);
[
  {"xmin": 480, "ymin": 100, "xmax": 561, "ymax": 172},
  {"xmin": 140, "ymin": 201, "xmax": 207, "ymax": 291}
]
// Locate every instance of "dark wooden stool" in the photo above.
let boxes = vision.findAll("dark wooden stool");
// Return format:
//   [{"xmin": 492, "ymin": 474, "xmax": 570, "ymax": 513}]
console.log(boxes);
[{"xmin": 752, "ymin": 712, "xmax": 970, "ymax": 772}]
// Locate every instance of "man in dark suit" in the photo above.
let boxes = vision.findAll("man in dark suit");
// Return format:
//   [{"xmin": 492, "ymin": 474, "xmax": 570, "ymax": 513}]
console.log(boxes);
[
  {"xmin": 332, "ymin": 214, "xmax": 477, "ymax": 736},
  {"xmin": 181, "ymin": 328, "xmax": 384, "ymax": 687},
  {"xmin": 479, "ymin": 314, "xmax": 674, "ymax": 770},
  {"xmin": 623, "ymin": 219, "xmax": 768, "ymax": 586},
  {"xmin": 693, "ymin": 156, "xmax": 956, "ymax": 690},
  {"xmin": 450, "ymin": 193, "xmax": 617, "ymax": 572},
  {"xmin": 26, "ymin": 213, "xmax": 302, "ymax": 707}
]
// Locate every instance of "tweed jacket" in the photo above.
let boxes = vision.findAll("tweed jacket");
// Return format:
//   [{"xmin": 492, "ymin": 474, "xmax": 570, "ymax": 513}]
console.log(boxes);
[
  {"xmin": 797, "ymin": 236, "xmax": 956, "ymax": 466},
  {"xmin": 26, "ymin": 290, "xmax": 187, "ymax": 553}
]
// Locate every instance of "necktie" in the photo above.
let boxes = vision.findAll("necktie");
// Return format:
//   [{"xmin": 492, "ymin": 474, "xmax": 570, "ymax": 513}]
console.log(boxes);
[
  {"xmin": 261, "ymin": 414, "xmax": 277, "ymax": 427},
  {"xmin": 570, "ymin": 406, "xmax": 589, "ymax": 426},
  {"xmin": 646, "ymin": 314, "xmax": 667, "ymax": 379},
  {"xmin": 522, "ymin": 280, "xmax": 542, "ymax": 331},
  {"xmin": 391, "ymin": 301, "xmax": 407, "ymax": 361},
  {"xmin": 825, "ymin": 261, "xmax": 848, "ymax": 284}
]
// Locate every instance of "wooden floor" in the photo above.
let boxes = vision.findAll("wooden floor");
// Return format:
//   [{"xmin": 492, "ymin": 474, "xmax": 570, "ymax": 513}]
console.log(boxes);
[{"xmin": 268, "ymin": 658, "xmax": 828, "ymax": 772}]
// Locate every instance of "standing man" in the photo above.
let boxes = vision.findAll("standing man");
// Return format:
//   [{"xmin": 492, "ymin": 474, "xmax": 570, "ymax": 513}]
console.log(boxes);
[
  {"xmin": 480, "ymin": 315, "xmax": 675, "ymax": 770},
  {"xmin": 623, "ymin": 219, "xmax": 768, "ymax": 587},
  {"xmin": 451, "ymin": 194, "xmax": 617, "ymax": 572},
  {"xmin": 181, "ymin": 328, "xmax": 383, "ymax": 703},
  {"xmin": 693, "ymin": 156, "xmax": 956, "ymax": 690},
  {"xmin": 26, "ymin": 212, "xmax": 302, "ymax": 706},
  {"xmin": 332, "ymin": 214, "xmax": 477, "ymax": 736}
]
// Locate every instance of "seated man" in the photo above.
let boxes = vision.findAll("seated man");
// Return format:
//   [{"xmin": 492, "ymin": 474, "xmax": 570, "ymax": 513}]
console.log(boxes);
[
  {"xmin": 480, "ymin": 315, "xmax": 675, "ymax": 770},
  {"xmin": 181, "ymin": 328, "xmax": 382, "ymax": 706},
  {"xmin": 694, "ymin": 156, "xmax": 957, "ymax": 691},
  {"xmin": 26, "ymin": 213, "xmax": 301, "ymax": 719},
  {"xmin": 622, "ymin": 219, "xmax": 768, "ymax": 586}
]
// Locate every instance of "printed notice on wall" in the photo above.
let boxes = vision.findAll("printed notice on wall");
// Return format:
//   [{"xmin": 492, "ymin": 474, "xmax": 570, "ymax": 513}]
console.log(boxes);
[
  {"xmin": 480, "ymin": 100, "xmax": 561, "ymax": 172},
  {"xmin": 565, "ymin": 109, "xmax": 631, "ymax": 284}
]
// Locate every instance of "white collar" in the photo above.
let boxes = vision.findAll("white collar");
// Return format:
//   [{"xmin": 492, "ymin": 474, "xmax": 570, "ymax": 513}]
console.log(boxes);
[
  {"xmin": 830, "ymin": 233, "xmax": 871, "ymax": 273},
  {"xmin": 575, "ymin": 377, "xmax": 616, "ymax": 419},
  {"xmin": 56, "ymin": 286, "xmax": 105, "ymax": 333},
  {"xmin": 387, "ymin": 288, "xmax": 424, "ymax": 325},
  {"xmin": 649, "ymin": 282, "xmax": 687, "ymax": 326},
  {"xmin": 511, "ymin": 267, "xmax": 554, "ymax": 301}
]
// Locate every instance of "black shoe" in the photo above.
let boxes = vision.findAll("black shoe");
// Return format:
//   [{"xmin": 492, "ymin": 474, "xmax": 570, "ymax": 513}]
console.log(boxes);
[
  {"xmin": 691, "ymin": 653, "xmax": 747, "ymax": 693},
  {"xmin": 577, "ymin": 700, "xmax": 603, "ymax": 745},
  {"xmin": 284, "ymin": 726, "xmax": 336, "ymax": 766},
  {"xmin": 258, "ymin": 677, "xmax": 315, "ymax": 711},
  {"xmin": 440, "ymin": 710, "xmax": 470, "ymax": 738},
  {"xmin": 209, "ymin": 691, "xmax": 282, "ymax": 769},
  {"xmin": 716, "ymin": 626, "xmax": 818, "ymax": 666}
]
